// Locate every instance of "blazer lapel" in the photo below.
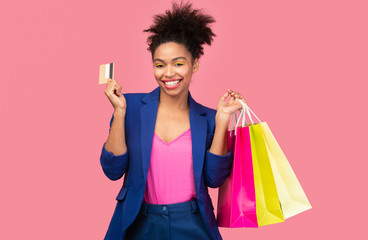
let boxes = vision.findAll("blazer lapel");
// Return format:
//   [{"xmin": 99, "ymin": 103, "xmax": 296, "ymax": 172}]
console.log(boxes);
[
  {"xmin": 140, "ymin": 86, "xmax": 208, "ymax": 190},
  {"xmin": 140, "ymin": 87, "xmax": 160, "ymax": 180},
  {"xmin": 188, "ymin": 91, "xmax": 208, "ymax": 189}
]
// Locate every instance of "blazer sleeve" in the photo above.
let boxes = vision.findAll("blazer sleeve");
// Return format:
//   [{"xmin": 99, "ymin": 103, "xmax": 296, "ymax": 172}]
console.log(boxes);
[
  {"xmin": 203, "ymin": 147, "xmax": 233, "ymax": 188},
  {"xmin": 203, "ymin": 111, "xmax": 234, "ymax": 188},
  {"xmin": 100, "ymin": 111, "xmax": 129, "ymax": 181}
]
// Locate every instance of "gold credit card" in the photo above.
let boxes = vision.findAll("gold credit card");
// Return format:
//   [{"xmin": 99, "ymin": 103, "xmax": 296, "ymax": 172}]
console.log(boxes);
[{"xmin": 99, "ymin": 62, "xmax": 114, "ymax": 84}]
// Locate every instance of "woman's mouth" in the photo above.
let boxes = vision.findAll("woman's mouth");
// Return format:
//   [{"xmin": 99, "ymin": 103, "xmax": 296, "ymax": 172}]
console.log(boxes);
[{"xmin": 162, "ymin": 79, "xmax": 182, "ymax": 89}]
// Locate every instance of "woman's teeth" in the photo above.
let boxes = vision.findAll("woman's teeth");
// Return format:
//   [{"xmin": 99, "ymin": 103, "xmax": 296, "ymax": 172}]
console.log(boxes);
[{"xmin": 164, "ymin": 80, "xmax": 181, "ymax": 86}]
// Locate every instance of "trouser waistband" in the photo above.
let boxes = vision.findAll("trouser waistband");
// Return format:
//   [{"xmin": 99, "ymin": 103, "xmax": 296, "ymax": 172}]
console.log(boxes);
[{"xmin": 140, "ymin": 198, "xmax": 199, "ymax": 216}]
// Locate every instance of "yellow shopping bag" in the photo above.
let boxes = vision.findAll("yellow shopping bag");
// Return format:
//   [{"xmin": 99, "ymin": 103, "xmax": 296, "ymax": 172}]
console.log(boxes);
[
  {"xmin": 249, "ymin": 123, "xmax": 285, "ymax": 226},
  {"xmin": 260, "ymin": 122, "xmax": 312, "ymax": 219}
]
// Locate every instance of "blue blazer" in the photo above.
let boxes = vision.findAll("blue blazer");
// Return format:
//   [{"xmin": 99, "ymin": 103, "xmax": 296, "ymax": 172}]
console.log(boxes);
[{"xmin": 100, "ymin": 86, "xmax": 233, "ymax": 240}]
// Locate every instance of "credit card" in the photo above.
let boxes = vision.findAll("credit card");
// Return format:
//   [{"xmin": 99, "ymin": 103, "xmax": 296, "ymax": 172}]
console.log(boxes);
[{"xmin": 99, "ymin": 62, "xmax": 114, "ymax": 84}]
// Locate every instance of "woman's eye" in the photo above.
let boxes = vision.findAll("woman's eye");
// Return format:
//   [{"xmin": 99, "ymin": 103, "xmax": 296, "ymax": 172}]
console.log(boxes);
[{"xmin": 156, "ymin": 63, "xmax": 183, "ymax": 68}]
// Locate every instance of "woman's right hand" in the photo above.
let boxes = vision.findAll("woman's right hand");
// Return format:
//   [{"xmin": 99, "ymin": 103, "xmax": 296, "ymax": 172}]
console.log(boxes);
[{"xmin": 104, "ymin": 78, "xmax": 126, "ymax": 111}]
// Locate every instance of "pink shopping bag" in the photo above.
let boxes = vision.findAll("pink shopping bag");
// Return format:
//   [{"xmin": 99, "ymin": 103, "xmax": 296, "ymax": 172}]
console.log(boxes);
[{"xmin": 217, "ymin": 111, "xmax": 258, "ymax": 228}]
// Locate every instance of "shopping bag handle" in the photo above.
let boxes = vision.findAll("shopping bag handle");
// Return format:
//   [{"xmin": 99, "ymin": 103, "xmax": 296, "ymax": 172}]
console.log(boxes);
[
  {"xmin": 235, "ymin": 99, "xmax": 262, "ymax": 125},
  {"xmin": 229, "ymin": 102, "xmax": 247, "ymax": 137},
  {"xmin": 229, "ymin": 99, "xmax": 262, "ymax": 136},
  {"xmin": 229, "ymin": 110, "xmax": 241, "ymax": 137},
  {"xmin": 229, "ymin": 106, "xmax": 248, "ymax": 137}
]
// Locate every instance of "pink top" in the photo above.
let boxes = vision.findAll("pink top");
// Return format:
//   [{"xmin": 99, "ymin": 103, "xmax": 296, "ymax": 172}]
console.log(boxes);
[{"xmin": 144, "ymin": 128, "xmax": 197, "ymax": 204}]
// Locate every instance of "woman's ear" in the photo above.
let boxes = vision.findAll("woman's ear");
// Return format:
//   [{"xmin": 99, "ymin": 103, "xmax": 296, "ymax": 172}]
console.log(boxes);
[{"xmin": 193, "ymin": 58, "xmax": 199, "ymax": 73}]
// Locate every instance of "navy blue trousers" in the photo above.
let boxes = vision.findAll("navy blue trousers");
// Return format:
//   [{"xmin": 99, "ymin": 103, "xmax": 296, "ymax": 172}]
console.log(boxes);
[{"xmin": 124, "ymin": 198, "xmax": 212, "ymax": 240}]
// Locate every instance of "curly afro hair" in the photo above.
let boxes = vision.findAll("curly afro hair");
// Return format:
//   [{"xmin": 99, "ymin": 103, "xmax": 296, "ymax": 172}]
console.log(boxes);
[{"xmin": 143, "ymin": 0, "xmax": 216, "ymax": 65}]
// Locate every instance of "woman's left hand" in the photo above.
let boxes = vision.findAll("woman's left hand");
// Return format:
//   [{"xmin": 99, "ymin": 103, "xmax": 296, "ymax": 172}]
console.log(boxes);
[{"xmin": 216, "ymin": 89, "xmax": 248, "ymax": 123}]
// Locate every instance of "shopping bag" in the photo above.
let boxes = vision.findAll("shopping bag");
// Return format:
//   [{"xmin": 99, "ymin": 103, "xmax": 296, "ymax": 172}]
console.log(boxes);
[
  {"xmin": 249, "ymin": 122, "xmax": 285, "ymax": 226},
  {"xmin": 217, "ymin": 100, "xmax": 285, "ymax": 227},
  {"xmin": 237, "ymin": 99, "xmax": 310, "ymax": 222},
  {"xmin": 260, "ymin": 122, "xmax": 312, "ymax": 219},
  {"xmin": 217, "ymin": 110, "xmax": 258, "ymax": 228}
]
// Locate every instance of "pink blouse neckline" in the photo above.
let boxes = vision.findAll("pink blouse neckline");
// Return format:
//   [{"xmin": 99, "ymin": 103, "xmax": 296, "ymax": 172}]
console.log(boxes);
[{"xmin": 154, "ymin": 128, "xmax": 191, "ymax": 145}]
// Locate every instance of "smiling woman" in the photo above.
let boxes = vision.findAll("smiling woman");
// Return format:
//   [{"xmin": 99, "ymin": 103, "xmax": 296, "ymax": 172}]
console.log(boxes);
[
  {"xmin": 143, "ymin": 0, "xmax": 216, "ymax": 102},
  {"xmin": 100, "ymin": 1, "xmax": 244, "ymax": 240}
]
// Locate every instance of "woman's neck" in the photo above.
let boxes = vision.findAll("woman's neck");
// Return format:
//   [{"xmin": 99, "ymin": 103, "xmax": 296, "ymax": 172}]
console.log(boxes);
[{"xmin": 158, "ymin": 89, "xmax": 190, "ymax": 112}]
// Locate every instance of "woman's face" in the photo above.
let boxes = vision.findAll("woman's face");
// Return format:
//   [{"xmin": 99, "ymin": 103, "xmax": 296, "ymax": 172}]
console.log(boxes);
[{"xmin": 153, "ymin": 42, "xmax": 198, "ymax": 97}]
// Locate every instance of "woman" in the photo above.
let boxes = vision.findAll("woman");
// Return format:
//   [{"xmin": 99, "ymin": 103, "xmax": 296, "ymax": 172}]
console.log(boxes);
[{"xmin": 100, "ymin": 1, "xmax": 247, "ymax": 239}]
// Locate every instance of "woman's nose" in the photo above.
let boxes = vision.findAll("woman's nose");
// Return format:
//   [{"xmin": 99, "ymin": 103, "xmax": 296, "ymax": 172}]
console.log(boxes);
[{"xmin": 165, "ymin": 65, "xmax": 174, "ymax": 77}]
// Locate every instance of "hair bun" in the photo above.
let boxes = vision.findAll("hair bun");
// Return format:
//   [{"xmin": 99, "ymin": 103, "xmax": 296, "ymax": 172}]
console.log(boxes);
[{"xmin": 143, "ymin": 0, "xmax": 216, "ymax": 62}]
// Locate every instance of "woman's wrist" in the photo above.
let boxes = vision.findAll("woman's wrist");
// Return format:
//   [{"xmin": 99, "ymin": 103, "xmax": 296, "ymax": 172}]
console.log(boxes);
[
  {"xmin": 215, "ymin": 111, "xmax": 231, "ymax": 126},
  {"xmin": 114, "ymin": 108, "xmax": 126, "ymax": 118}
]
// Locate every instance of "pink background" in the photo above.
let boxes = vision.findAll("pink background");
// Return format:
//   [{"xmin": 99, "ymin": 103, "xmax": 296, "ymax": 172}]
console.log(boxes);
[{"xmin": 1, "ymin": 0, "xmax": 367, "ymax": 239}]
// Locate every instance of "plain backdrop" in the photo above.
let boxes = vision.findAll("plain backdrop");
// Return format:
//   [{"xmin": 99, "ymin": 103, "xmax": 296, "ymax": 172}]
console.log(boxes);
[{"xmin": 1, "ymin": 0, "xmax": 367, "ymax": 239}]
